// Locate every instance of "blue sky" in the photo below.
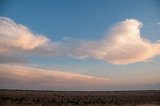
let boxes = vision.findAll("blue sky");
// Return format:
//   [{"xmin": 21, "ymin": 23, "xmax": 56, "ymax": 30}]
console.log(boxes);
[
  {"xmin": 0, "ymin": 0, "xmax": 160, "ymax": 90},
  {"xmin": 1, "ymin": 0, "xmax": 160, "ymax": 40}
]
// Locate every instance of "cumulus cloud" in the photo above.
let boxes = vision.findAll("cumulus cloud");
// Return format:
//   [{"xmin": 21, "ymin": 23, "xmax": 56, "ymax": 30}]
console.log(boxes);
[
  {"xmin": 0, "ymin": 17, "xmax": 62, "ymax": 56},
  {"xmin": 68, "ymin": 19, "xmax": 160, "ymax": 64},
  {"xmin": 0, "ymin": 17, "xmax": 160, "ymax": 64},
  {"xmin": 0, "ymin": 64, "xmax": 108, "ymax": 90}
]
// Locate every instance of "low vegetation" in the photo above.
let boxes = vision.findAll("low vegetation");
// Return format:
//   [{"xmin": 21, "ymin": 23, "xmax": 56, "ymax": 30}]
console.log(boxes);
[{"xmin": 0, "ymin": 90, "xmax": 160, "ymax": 105}]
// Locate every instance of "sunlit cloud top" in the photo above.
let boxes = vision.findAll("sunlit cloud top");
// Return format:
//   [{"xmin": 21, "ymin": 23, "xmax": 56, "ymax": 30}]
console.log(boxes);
[
  {"xmin": 0, "ymin": 17, "xmax": 160, "ymax": 65},
  {"xmin": 68, "ymin": 19, "xmax": 160, "ymax": 64}
]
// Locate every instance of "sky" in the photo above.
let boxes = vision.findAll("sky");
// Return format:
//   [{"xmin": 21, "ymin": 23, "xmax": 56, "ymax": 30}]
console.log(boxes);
[{"xmin": 0, "ymin": 0, "xmax": 160, "ymax": 91}]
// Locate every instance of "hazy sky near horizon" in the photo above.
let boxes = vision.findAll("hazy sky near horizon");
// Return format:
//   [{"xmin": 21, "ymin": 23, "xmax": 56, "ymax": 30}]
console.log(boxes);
[{"xmin": 0, "ymin": 0, "xmax": 160, "ymax": 90}]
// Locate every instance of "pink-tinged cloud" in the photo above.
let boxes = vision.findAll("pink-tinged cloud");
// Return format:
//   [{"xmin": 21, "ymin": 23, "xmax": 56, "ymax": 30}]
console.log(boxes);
[
  {"xmin": 0, "ymin": 64, "xmax": 108, "ymax": 90},
  {"xmin": 68, "ymin": 19, "xmax": 160, "ymax": 64},
  {"xmin": 0, "ymin": 17, "xmax": 160, "ymax": 64},
  {"xmin": 0, "ymin": 17, "xmax": 47, "ymax": 51},
  {"xmin": 0, "ymin": 17, "xmax": 62, "ymax": 56}
]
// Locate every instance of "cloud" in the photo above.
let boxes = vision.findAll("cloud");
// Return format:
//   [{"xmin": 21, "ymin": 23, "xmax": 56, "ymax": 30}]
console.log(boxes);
[
  {"xmin": 0, "ymin": 64, "xmax": 108, "ymax": 90},
  {"xmin": 157, "ymin": 22, "xmax": 160, "ymax": 25},
  {"xmin": 0, "ymin": 17, "xmax": 160, "ymax": 64},
  {"xmin": 0, "ymin": 17, "xmax": 64, "ymax": 63},
  {"xmin": 0, "ymin": 17, "xmax": 62, "ymax": 56},
  {"xmin": 68, "ymin": 19, "xmax": 160, "ymax": 64},
  {"xmin": 0, "ymin": 55, "xmax": 27, "ymax": 63}
]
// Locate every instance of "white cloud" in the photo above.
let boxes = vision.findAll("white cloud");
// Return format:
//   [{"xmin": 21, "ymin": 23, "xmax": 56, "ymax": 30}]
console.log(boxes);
[
  {"xmin": 0, "ymin": 17, "xmax": 62, "ymax": 56},
  {"xmin": 0, "ymin": 17, "xmax": 160, "ymax": 65},
  {"xmin": 0, "ymin": 17, "xmax": 64, "ymax": 64},
  {"xmin": 68, "ymin": 19, "xmax": 160, "ymax": 64},
  {"xmin": 0, "ymin": 17, "xmax": 47, "ymax": 52},
  {"xmin": 0, "ymin": 64, "xmax": 108, "ymax": 90},
  {"xmin": 157, "ymin": 22, "xmax": 160, "ymax": 25}
]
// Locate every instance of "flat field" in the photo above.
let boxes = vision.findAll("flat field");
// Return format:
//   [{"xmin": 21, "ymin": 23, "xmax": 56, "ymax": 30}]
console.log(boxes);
[{"xmin": 0, "ymin": 90, "xmax": 160, "ymax": 106}]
